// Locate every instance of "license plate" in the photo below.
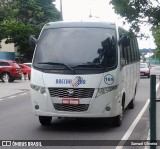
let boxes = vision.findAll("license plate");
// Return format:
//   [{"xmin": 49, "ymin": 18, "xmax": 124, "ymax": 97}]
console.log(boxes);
[{"xmin": 62, "ymin": 98, "xmax": 79, "ymax": 105}]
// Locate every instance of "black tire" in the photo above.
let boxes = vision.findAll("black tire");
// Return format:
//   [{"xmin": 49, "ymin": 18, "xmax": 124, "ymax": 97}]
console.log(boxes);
[
  {"xmin": 28, "ymin": 74, "xmax": 30, "ymax": 80},
  {"xmin": 112, "ymin": 113, "xmax": 123, "ymax": 127},
  {"xmin": 128, "ymin": 97, "xmax": 135, "ymax": 109},
  {"xmin": 1, "ymin": 72, "xmax": 12, "ymax": 82},
  {"xmin": 112, "ymin": 104, "xmax": 123, "ymax": 127},
  {"xmin": 39, "ymin": 116, "xmax": 52, "ymax": 126},
  {"xmin": 10, "ymin": 78, "xmax": 15, "ymax": 82},
  {"xmin": 148, "ymin": 74, "xmax": 150, "ymax": 78}
]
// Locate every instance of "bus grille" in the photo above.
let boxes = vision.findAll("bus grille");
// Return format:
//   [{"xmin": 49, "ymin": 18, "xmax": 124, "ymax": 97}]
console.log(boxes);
[
  {"xmin": 48, "ymin": 88, "xmax": 94, "ymax": 98},
  {"xmin": 53, "ymin": 104, "xmax": 89, "ymax": 112}
]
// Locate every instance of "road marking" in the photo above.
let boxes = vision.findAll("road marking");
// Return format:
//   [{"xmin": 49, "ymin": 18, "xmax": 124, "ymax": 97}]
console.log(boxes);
[
  {"xmin": 115, "ymin": 83, "xmax": 159, "ymax": 149},
  {"xmin": 19, "ymin": 93, "xmax": 27, "ymax": 96},
  {"xmin": 8, "ymin": 96, "xmax": 16, "ymax": 99},
  {"xmin": 116, "ymin": 99, "xmax": 150, "ymax": 149},
  {"xmin": 0, "ymin": 92, "xmax": 28, "ymax": 101}
]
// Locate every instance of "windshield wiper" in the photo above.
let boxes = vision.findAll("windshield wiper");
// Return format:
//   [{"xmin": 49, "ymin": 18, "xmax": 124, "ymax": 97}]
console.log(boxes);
[
  {"xmin": 37, "ymin": 62, "xmax": 75, "ymax": 73},
  {"xmin": 72, "ymin": 62, "xmax": 105, "ymax": 69}
]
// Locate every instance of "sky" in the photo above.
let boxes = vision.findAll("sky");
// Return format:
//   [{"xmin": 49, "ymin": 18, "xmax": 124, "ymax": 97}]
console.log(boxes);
[{"xmin": 54, "ymin": 0, "xmax": 156, "ymax": 49}]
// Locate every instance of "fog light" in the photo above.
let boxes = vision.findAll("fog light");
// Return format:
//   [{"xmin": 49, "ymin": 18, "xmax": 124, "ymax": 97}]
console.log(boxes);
[
  {"xmin": 35, "ymin": 105, "xmax": 39, "ymax": 110},
  {"xmin": 106, "ymin": 106, "xmax": 111, "ymax": 111}
]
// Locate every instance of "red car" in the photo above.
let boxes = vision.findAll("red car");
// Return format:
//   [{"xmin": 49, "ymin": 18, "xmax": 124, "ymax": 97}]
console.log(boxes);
[
  {"xmin": 18, "ymin": 63, "xmax": 31, "ymax": 80},
  {"xmin": 140, "ymin": 62, "xmax": 151, "ymax": 78},
  {"xmin": 0, "ymin": 59, "xmax": 22, "ymax": 82}
]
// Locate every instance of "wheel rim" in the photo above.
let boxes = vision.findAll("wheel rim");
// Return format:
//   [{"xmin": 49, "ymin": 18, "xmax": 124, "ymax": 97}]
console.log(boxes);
[{"xmin": 2, "ymin": 73, "xmax": 9, "ymax": 82}]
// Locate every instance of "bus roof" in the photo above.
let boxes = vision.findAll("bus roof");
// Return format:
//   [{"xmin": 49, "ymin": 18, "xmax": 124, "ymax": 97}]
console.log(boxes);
[{"xmin": 43, "ymin": 21, "xmax": 116, "ymax": 30}]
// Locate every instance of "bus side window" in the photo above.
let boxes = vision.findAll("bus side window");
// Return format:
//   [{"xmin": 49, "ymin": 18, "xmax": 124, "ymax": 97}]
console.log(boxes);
[
  {"xmin": 120, "ymin": 44, "xmax": 126, "ymax": 65},
  {"xmin": 130, "ymin": 39, "xmax": 136, "ymax": 62},
  {"xmin": 126, "ymin": 44, "xmax": 131, "ymax": 63},
  {"xmin": 132, "ymin": 38, "xmax": 140, "ymax": 61},
  {"xmin": 118, "ymin": 29, "xmax": 132, "ymax": 66},
  {"xmin": 135, "ymin": 38, "xmax": 140, "ymax": 61}
]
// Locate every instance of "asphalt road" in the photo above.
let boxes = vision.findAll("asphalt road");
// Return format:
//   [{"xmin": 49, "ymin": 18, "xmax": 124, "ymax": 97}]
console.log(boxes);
[{"xmin": 0, "ymin": 65, "xmax": 159, "ymax": 149}]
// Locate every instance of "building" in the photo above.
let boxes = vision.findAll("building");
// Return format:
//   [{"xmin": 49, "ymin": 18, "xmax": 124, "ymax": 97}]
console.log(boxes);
[{"xmin": 0, "ymin": 39, "xmax": 15, "ymax": 60}]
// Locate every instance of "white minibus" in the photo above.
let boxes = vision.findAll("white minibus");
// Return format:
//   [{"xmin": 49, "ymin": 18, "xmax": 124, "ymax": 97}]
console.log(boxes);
[{"xmin": 30, "ymin": 21, "xmax": 140, "ymax": 127}]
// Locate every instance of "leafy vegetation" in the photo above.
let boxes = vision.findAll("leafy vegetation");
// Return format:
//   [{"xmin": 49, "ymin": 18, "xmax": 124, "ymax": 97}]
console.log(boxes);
[
  {"xmin": 152, "ymin": 26, "xmax": 160, "ymax": 57},
  {"xmin": 0, "ymin": 0, "xmax": 61, "ymax": 61},
  {"xmin": 110, "ymin": 0, "xmax": 160, "ymax": 58},
  {"xmin": 110, "ymin": 0, "xmax": 160, "ymax": 33}
]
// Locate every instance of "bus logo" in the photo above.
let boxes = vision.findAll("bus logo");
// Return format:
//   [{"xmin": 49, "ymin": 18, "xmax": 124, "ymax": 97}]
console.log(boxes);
[
  {"xmin": 67, "ymin": 89, "xmax": 74, "ymax": 96},
  {"xmin": 56, "ymin": 76, "xmax": 86, "ymax": 87},
  {"xmin": 104, "ymin": 74, "xmax": 114, "ymax": 85},
  {"xmin": 71, "ymin": 76, "xmax": 86, "ymax": 87}
]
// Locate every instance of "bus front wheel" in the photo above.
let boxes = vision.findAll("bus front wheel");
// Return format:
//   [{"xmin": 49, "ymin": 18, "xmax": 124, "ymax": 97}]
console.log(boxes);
[
  {"xmin": 128, "ymin": 97, "xmax": 135, "ymax": 109},
  {"xmin": 112, "ymin": 113, "xmax": 123, "ymax": 127},
  {"xmin": 128, "ymin": 88, "xmax": 136, "ymax": 109},
  {"xmin": 112, "ymin": 104, "xmax": 123, "ymax": 127},
  {"xmin": 39, "ymin": 116, "xmax": 52, "ymax": 126}
]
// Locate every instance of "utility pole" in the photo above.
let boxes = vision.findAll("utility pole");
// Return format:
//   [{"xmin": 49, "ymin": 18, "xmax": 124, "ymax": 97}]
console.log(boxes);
[{"xmin": 60, "ymin": 0, "xmax": 63, "ymax": 21}]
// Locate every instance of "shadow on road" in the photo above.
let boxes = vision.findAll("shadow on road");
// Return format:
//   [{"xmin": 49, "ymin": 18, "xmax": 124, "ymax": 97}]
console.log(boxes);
[
  {"xmin": 140, "ymin": 76, "xmax": 150, "ymax": 79},
  {"xmin": 38, "ymin": 118, "xmax": 116, "ymax": 132}
]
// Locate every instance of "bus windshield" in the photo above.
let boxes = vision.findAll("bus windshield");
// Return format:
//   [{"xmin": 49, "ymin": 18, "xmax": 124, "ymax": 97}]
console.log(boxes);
[{"xmin": 33, "ymin": 28, "xmax": 117, "ymax": 73}]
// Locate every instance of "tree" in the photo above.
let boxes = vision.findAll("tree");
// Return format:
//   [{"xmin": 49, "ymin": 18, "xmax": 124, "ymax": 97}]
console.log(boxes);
[
  {"xmin": 152, "ymin": 26, "xmax": 160, "ymax": 58},
  {"xmin": 0, "ymin": 0, "xmax": 61, "ymax": 61},
  {"xmin": 110, "ymin": 0, "xmax": 160, "ymax": 57},
  {"xmin": 110, "ymin": 0, "xmax": 160, "ymax": 33}
]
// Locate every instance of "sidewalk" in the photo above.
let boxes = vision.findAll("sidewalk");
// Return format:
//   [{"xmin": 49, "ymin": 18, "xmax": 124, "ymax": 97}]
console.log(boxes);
[{"xmin": 0, "ymin": 80, "xmax": 30, "ymax": 99}]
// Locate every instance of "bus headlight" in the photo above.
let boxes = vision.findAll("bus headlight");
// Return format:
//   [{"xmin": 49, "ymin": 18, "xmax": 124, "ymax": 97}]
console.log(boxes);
[
  {"xmin": 96, "ymin": 85, "xmax": 118, "ymax": 98},
  {"xmin": 30, "ymin": 84, "xmax": 46, "ymax": 94}
]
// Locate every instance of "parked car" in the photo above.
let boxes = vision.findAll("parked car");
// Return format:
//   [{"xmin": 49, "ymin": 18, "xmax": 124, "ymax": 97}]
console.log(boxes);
[
  {"xmin": 23, "ymin": 62, "xmax": 32, "ymax": 68},
  {"xmin": 18, "ymin": 63, "xmax": 31, "ymax": 80},
  {"xmin": 0, "ymin": 59, "xmax": 22, "ymax": 82},
  {"xmin": 140, "ymin": 62, "xmax": 151, "ymax": 78}
]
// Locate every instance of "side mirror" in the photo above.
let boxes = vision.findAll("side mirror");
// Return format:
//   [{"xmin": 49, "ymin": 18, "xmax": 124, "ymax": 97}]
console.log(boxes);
[
  {"xmin": 29, "ymin": 35, "xmax": 38, "ymax": 50},
  {"xmin": 93, "ymin": 58, "xmax": 100, "ymax": 64},
  {"xmin": 118, "ymin": 36, "xmax": 130, "ymax": 47}
]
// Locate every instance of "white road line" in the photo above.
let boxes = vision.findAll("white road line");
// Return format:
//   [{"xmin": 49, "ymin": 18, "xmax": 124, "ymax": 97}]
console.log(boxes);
[
  {"xmin": 116, "ymin": 99, "xmax": 150, "ymax": 149},
  {"xmin": 0, "ymin": 92, "xmax": 27, "ymax": 101},
  {"xmin": 8, "ymin": 96, "xmax": 16, "ymax": 99},
  {"xmin": 115, "ymin": 83, "xmax": 159, "ymax": 149},
  {"xmin": 19, "ymin": 93, "xmax": 27, "ymax": 96}
]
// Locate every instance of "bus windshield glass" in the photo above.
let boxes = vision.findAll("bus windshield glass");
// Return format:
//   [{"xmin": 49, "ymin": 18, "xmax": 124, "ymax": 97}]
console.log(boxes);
[{"xmin": 33, "ymin": 28, "xmax": 117, "ymax": 72}]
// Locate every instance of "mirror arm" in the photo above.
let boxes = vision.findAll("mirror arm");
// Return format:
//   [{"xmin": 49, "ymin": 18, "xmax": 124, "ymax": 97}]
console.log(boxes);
[{"xmin": 29, "ymin": 35, "xmax": 38, "ymax": 49}]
